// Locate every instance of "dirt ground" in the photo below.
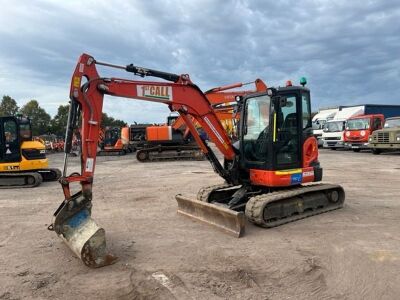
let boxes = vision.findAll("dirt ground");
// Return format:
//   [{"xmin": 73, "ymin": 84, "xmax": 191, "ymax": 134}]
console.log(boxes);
[{"xmin": 1, "ymin": 149, "xmax": 400, "ymax": 299}]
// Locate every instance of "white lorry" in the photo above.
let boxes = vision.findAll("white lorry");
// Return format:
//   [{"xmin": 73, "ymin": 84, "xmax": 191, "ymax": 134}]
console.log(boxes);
[
  {"xmin": 322, "ymin": 106, "xmax": 364, "ymax": 149},
  {"xmin": 312, "ymin": 108, "xmax": 338, "ymax": 147}
]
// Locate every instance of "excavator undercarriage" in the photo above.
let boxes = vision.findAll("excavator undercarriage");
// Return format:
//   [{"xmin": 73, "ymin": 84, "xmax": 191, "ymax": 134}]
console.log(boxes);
[
  {"xmin": 176, "ymin": 182, "xmax": 344, "ymax": 237},
  {"xmin": 0, "ymin": 168, "xmax": 61, "ymax": 188}
]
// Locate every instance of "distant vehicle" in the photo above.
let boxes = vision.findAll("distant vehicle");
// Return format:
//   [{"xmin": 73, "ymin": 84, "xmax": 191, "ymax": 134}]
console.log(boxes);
[
  {"xmin": 322, "ymin": 106, "xmax": 365, "ymax": 149},
  {"xmin": 0, "ymin": 116, "xmax": 61, "ymax": 188},
  {"xmin": 98, "ymin": 126, "xmax": 133, "ymax": 156},
  {"xmin": 343, "ymin": 105, "xmax": 400, "ymax": 151},
  {"xmin": 368, "ymin": 116, "xmax": 400, "ymax": 154},
  {"xmin": 312, "ymin": 108, "xmax": 338, "ymax": 147},
  {"xmin": 344, "ymin": 114, "xmax": 384, "ymax": 152}
]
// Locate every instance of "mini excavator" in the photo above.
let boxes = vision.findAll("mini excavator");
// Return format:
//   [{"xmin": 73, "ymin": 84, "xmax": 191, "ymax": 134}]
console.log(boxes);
[
  {"xmin": 98, "ymin": 126, "xmax": 132, "ymax": 156},
  {"xmin": 49, "ymin": 54, "xmax": 345, "ymax": 267},
  {"xmin": 0, "ymin": 115, "xmax": 61, "ymax": 188}
]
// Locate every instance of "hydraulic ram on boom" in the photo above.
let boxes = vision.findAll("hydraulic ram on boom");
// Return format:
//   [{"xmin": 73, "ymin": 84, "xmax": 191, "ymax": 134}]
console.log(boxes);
[{"xmin": 50, "ymin": 54, "xmax": 345, "ymax": 268}]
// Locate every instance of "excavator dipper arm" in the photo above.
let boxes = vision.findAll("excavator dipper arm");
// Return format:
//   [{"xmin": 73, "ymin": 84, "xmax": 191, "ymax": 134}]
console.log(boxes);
[{"xmin": 50, "ymin": 53, "xmax": 241, "ymax": 267}]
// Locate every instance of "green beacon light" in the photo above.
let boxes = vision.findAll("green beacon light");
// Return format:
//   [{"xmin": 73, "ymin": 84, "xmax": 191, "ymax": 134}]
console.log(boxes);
[{"xmin": 300, "ymin": 77, "xmax": 307, "ymax": 87}]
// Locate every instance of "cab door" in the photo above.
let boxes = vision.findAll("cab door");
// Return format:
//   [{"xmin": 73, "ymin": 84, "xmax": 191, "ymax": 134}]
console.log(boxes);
[
  {"xmin": 0, "ymin": 117, "xmax": 21, "ymax": 163},
  {"xmin": 240, "ymin": 93, "xmax": 273, "ymax": 171}
]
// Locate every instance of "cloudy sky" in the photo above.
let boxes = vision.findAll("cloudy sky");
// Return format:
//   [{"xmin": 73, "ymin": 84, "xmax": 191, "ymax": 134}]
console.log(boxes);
[{"xmin": 0, "ymin": 0, "xmax": 399, "ymax": 123}]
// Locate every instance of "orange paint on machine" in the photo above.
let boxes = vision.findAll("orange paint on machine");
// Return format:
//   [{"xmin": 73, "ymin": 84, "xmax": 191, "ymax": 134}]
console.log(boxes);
[
  {"xmin": 250, "ymin": 167, "xmax": 315, "ymax": 187},
  {"xmin": 146, "ymin": 126, "xmax": 172, "ymax": 142}
]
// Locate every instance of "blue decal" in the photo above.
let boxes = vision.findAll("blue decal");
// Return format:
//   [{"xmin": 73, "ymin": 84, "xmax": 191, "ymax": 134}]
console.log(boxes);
[
  {"xmin": 67, "ymin": 209, "xmax": 89, "ymax": 228},
  {"xmin": 290, "ymin": 173, "xmax": 302, "ymax": 185}
]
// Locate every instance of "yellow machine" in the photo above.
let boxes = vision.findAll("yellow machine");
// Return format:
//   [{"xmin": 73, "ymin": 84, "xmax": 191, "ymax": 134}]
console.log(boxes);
[{"xmin": 0, "ymin": 116, "xmax": 61, "ymax": 188}]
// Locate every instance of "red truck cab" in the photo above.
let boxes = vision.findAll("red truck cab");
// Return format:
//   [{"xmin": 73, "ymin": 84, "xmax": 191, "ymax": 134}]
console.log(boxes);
[{"xmin": 344, "ymin": 114, "xmax": 384, "ymax": 152}]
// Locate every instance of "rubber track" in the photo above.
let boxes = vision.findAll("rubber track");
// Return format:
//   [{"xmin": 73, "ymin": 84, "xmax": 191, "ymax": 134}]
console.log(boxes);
[
  {"xmin": 197, "ymin": 183, "xmax": 234, "ymax": 202},
  {"xmin": 0, "ymin": 172, "xmax": 43, "ymax": 189},
  {"xmin": 245, "ymin": 183, "xmax": 344, "ymax": 228}
]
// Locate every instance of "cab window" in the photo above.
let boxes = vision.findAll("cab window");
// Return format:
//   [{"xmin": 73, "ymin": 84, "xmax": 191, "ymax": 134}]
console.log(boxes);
[
  {"xmin": 243, "ymin": 95, "xmax": 271, "ymax": 162},
  {"xmin": 302, "ymin": 93, "xmax": 311, "ymax": 129},
  {"xmin": 275, "ymin": 95, "xmax": 299, "ymax": 166},
  {"xmin": 4, "ymin": 120, "xmax": 17, "ymax": 143},
  {"xmin": 373, "ymin": 117, "xmax": 382, "ymax": 130}
]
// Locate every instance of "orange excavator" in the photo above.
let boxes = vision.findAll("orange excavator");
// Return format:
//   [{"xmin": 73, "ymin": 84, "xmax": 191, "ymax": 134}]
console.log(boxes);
[
  {"xmin": 49, "ymin": 54, "xmax": 345, "ymax": 268},
  {"xmin": 135, "ymin": 114, "xmax": 204, "ymax": 161},
  {"xmin": 135, "ymin": 79, "xmax": 267, "ymax": 162},
  {"xmin": 97, "ymin": 126, "xmax": 132, "ymax": 156}
]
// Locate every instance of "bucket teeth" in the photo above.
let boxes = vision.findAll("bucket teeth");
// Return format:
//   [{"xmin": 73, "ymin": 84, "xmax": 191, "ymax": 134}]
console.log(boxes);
[
  {"xmin": 52, "ymin": 192, "xmax": 117, "ymax": 268},
  {"xmin": 176, "ymin": 194, "xmax": 245, "ymax": 237}
]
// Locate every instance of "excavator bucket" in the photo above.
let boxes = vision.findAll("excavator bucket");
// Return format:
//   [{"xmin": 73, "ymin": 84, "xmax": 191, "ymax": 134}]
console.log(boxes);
[
  {"xmin": 175, "ymin": 194, "xmax": 245, "ymax": 237},
  {"xmin": 50, "ymin": 192, "xmax": 117, "ymax": 268}
]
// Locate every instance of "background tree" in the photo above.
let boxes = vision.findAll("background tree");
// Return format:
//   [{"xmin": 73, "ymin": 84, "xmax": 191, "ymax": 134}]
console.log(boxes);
[
  {"xmin": 101, "ymin": 112, "xmax": 127, "ymax": 127},
  {"xmin": 0, "ymin": 95, "xmax": 19, "ymax": 116},
  {"xmin": 50, "ymin": 104, "xmax": 69, "ymax": 136},
  {"xmin": 20, "ymin": 100, "xmax": 51, "ymax": 136}
]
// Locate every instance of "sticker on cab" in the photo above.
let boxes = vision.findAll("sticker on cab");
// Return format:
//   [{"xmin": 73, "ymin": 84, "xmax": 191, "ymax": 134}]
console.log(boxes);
[
  {"xmin": 85, "ymin": 158, "xmax": 94, "ymax": 172},
  {"xmin": 290, "ymin": 173, "xmax": 302, "ymax": 184},
  {"xmin": 73, "ymin": 76, "xmax": 81, "ymax": 88},
  {"xmin": 302, "ymin": 170, "xmax": 314, "ymax": 177}
]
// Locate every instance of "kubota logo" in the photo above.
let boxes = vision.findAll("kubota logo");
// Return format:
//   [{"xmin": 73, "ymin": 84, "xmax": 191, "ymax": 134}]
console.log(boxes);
[{"xmin": 137, "ymin": 85, "xmax": 172, "ymax": 101}]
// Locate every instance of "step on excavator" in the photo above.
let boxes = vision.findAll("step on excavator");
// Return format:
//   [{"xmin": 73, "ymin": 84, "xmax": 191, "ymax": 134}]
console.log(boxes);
[
  {"xmin": 0, "ymin": 115, "xmax": 61, "ymax": 188},
  {"xmin": 49, "ymin": 54, "xmax": 345, "ymax": 268}
]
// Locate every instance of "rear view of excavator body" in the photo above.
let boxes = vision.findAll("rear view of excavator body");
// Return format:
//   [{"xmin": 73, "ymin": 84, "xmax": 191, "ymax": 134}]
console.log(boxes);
[
  {"xmin": 0, "ymin": 115, "xmax": 61, "ymax": 188},
  {"xmin": 51, "ymin": 54, "xmax": 344, "ymax": 268}
]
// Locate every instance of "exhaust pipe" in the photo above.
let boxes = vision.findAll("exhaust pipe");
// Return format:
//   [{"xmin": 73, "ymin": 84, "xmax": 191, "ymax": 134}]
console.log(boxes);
[{"xmin": 50, "ymin": 192, "xmax": 117, "ymax": 268}]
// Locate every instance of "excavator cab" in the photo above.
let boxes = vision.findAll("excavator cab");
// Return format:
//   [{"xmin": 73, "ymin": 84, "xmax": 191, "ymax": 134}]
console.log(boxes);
[
  {"xmin": 0, "ymin": 116, "xmax": 61, "ymax": 188},
  {"xmin": 166, "ymin": 115, "xmax": 179, "ymax": 126},
  {"xmin": 240, "ymin": 87, "xmax": 312, "ymax": 174},
  {"xmin": 103, "ymin": 127, "xmax": 120, "ymax": 148}
]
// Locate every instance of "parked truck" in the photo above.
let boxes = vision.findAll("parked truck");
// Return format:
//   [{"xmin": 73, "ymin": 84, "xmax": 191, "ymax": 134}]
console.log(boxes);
[
  {"xmin": 312, "ymin": 108, "xmax": 338, "ymax": 147},
  {"xmin": 343, "ymin": 105, "xmax": 400, "ymax": 151},
  {"xmin": 368, "ymin": 116, "xmax": 400, "ymax": 154},
  {"xmin": 322, "ymin": 106, "xmax": 365, "ymax": 149}
]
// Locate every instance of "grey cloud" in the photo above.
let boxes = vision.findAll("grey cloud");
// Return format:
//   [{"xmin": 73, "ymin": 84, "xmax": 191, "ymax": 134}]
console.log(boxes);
[{"xmin": 0, "ymin": 0, "xmax": 399, "ymax": 124}]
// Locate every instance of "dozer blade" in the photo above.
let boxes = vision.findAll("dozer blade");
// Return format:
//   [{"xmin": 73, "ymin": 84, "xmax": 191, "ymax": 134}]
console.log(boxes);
[
  {"xmin": 50, "ymin": 192, "xmax": 117, "ymax": 268},
  {"xmin": 175, "ymin": 194, "xmax": 245, "ymax": 237}
]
